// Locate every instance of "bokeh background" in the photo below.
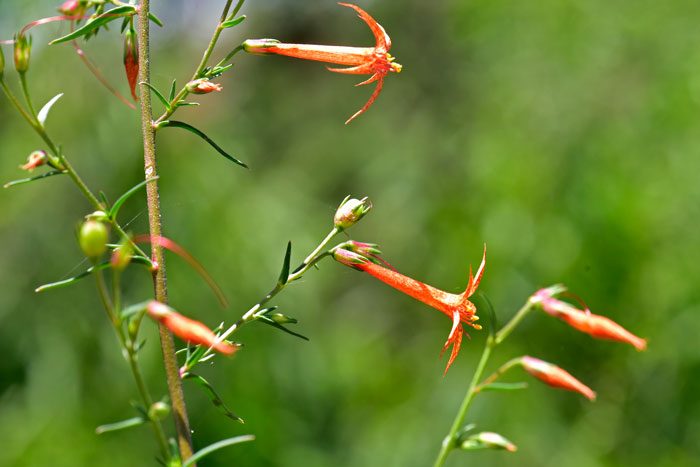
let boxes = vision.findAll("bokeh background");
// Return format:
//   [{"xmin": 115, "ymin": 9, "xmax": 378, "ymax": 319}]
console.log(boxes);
[{"xmin": 1, "ymin": 1, "xmax": 699, "ymax": 466}]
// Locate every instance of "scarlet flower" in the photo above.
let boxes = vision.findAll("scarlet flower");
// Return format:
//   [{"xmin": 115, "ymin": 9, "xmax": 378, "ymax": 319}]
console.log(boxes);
[
  {"xmin": 243, "ymin": 3, "xmax": 402, "ymax": 124},
  {"xmin": 146, "ymin": 301, "xmax": 237, "ymax": 355},
  {"xmin": 520, "ymin": 356, "xmax": 596, "ymax": 401},
  {"xmin": 533, "ymin": 287, "xmax": 647, "ymax": 351},
  {"xmin": 334, "ymin": 246, "xmax": 486, "ymax": 374},
  {"xmin": 20, "ymin": 150, "xmax": 47, "ymax": 171}
]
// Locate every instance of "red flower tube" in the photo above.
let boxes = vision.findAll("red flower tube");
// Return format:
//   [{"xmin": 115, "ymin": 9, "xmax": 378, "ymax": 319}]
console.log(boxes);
[
  {"xmin": 334, "ymin": 246, "xmax": 486, "ymax": 374},
  {"xmin": 534, "ymin": 288, "xmax": 647, "ymax": 351},
  {"xmin": 146, "ymin": 301, "xmax": 236, "ymax": 355},
  {"xmin": 521, "ymin": 356, "xmax": 596, "ymax": 401}
]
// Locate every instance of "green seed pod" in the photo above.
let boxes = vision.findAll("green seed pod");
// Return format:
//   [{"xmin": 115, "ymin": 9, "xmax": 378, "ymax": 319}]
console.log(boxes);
[
  {"xmin": 79, "ymin": 220, "xmax": 108, "ymax": 258},
  {"xmin": 148, "ymin": 401, "xmax": 171, "ymax": 420}
]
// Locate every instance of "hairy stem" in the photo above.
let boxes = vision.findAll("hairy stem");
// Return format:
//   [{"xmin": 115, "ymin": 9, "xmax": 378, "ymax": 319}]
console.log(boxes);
[{"xmin": 136, "ymin": 0, "xmax": 194, "ymax": 462}]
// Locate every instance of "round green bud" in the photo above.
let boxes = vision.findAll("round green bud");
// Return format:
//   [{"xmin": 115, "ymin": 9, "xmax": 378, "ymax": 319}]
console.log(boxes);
[
  {"xmin": 79, "ymin": 220, "xmax": 108, "ymax": 258},
  {"xmin": 148, "ymin": 401, "xmax": 171, "ymax": 420}
]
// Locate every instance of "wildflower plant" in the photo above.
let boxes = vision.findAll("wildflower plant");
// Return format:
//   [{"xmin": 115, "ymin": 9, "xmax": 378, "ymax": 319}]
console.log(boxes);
[{"xmin": 0, "ymin": 1, "xmax": 647, "ymax": 465}]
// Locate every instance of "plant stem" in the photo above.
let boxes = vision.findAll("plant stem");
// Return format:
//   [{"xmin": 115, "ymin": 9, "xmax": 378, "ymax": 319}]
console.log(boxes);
[
  {"xmin": 432, "ymin": 336, "xmax": 494, "ymax": 467},
  {"xmin": 154, "ymin": 0, "xmax": 243, "ymax": 125},
  {"xmin": 19, "ymin": 73, "xmax": 38, "ymax": 119},
  {"xmin": 136, "ymin": 0, "xmax": 194, "ymax": 462},
  {"xmin": 473, "ymin": 357, "xmax": 522, "ymax": 393},
  {"xmin": 494, "ymin": 297, "xmax": 536, "ymax": 344},
  {"xmin": 93, "ymin": 268, "xmax": 170, "ymax": 458}
]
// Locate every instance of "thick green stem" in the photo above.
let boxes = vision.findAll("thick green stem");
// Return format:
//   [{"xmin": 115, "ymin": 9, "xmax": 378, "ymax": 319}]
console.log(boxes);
[
  {"xmin": 433, "ymin": 336, "xmax": 494, "ymax": 467},
  {"xmin": 136, "ymin": 0, "xmax": 194, "ymax": 462}
]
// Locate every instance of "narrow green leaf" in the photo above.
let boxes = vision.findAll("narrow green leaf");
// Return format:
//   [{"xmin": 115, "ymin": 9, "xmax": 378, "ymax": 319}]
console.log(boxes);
[
  {"xmin": 148, "ymin": 12, "xmax": 164, "ymax": 27},
  {"xmin": 256, "ymin": 315, "xmax": 309, "ymax": 341},
  {"xmin": 96, "ymin": 416, "xmax": 145, "ymax": 434},
  {"xmin": 119, "ymin": 16, "xmax": 129, "ymax": 33},
  {"xmin": 221, "ymin": 16, "xmax": 246, "ymax": 28},
  {"xmin": 119, "ymin": 301, "xmax": 149, "ymax": 321},
  {"xmin": 183, "ymin": 373, "xmax": 243, "ymax": 423},
  {"xmin": 480, "ymin": 382, "xmax": 529, "ymax": 392},
  {"xmin": 109, "ymin": 176, "xmax": 159, "ymax": 220},
  {"xmin": 168, "ymin": 79, "xmax": 177, "ymax": 102},
  {"xmin": 178, "ymin": 102, "xmax": 200, "ymax": 107},
  {"xmin": 140, "ymin": 82, "xmax": 170, "ymax": 111},
  {"xmin": 4, "ymin": 170, "xmax": 66, "ymax": 188},
  {"xmin": 35, "ymin": 257, "xmax": 152, "ymax": 292},
  {"xmin": 49, "ymin": 6, "xmax": 137, "ymax": 44},
  {"xmin": 99, "ymin": 190, "xmax": 110, "ymax": 210},
  {"xmin": 182, "ymin": 435, "xmax": 255, "ymax": 467},
  {"xmin": 278, "ymin": 242, "xmax": 292, "ymax": 285},
  {"xmin": 159, "ymin": 120, "xmax": 248, "ymax": 168},
  {"xmin": 37, "ymin": 93, "xmax": 63, "ymax": 126}
]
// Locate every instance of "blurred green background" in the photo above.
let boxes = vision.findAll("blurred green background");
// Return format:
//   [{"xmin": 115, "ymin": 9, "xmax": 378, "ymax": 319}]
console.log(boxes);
[{"xmin": 1, "ymin": 1, "xmax": 699, "ymax": 466}]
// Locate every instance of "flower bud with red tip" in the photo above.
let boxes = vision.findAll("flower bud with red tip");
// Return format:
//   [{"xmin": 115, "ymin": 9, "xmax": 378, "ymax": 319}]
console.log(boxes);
[
  {"xmin": 146, "ymin": 301, "xmax": 237, "ymax": 355},
  {"xmin": 186, "ymin": 78, "xmax": 223, "ymax": 94},
  {"xmin": 20, "ymin": 150, "xmax": 47, "ymax": 171},
  {"xmin": 333, "ymin": 248, "xmax": 369, "ymax": 270},
  {"xmin": 520, "ymin": 356, "xmax": 596, "ymax": 401},
  {"xmin": 79, "ymin": 219, "xmax": 108, "ymax": 258},
  {"xmin": 58, "ymin": 0, "xmax": 85, "ymax": 15},
  {"xmin": 14, "ymin": 33, "xmax": 31, "ymax": 73},
  {"xmin": 533, "ymin": 287, "xmax": 647, "ymax": 351},
  {"xmin": 334, "ymin": 196, "xmax": 371, "ymax": 231}
]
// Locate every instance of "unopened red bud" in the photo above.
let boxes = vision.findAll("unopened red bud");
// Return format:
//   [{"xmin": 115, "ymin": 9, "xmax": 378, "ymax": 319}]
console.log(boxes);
[
  {"xmin": 521, "ymin": 356, "xmax": 596, "ymax": 401},
  {"xmin": 461, "ymin": 432, "xmax": 517, "ymax": 452},
  {"xmin": 58, "ymin": 0, "xmax": 84, "ymax": 15},
  {"xmin": 148, "ymin": 401, "xmax": 170, "ymax": 420},
  {"xmin": 110, "ymin": 241, "xmax": 133, "ymax": 271},
  {"xmin": 79, "ymin": 220, "xmax": 108, "ymax": 258},
  {"xmin": 334, "ymin": 196, "xmax": 371, "ymax": 230},
  {"xmin": 14, "ymin": 33, "xmax": 31, "ymax": 73},
  {"xmin": 20, "ymin": 150, "xmax": 47, "ymax": 171},
  {"xmin": 123, "ymin": 28, "xmax": 138, "ymax": 101},
  {"xmin": 146, "ymin": 301, "xmax": 237, "ymax": 355},
  {"xmin": 186, "ymin": 79, "xmax": 223, "ymax": 94}
]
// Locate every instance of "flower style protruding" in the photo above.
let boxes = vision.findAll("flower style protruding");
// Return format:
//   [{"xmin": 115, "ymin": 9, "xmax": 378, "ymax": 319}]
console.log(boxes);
[
  {"xmin": 335, "ymin": 245, "xmax": 486, "ymax": 374},
  {"xmin": 533, "ymin": 286, "xmax": 647, "ymax": 351},
  {"xmin": 520, "ymin": 356, "xmax": 596, "ymax": 401},
  {"xmin": 243, "ymin": 3, "xmax": 402, "ymax": 124}
]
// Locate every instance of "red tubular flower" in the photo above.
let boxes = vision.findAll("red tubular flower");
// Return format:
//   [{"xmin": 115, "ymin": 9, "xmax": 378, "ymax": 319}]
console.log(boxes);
[
  {"xmin": 533, "ymin": 288, "xmax": 647, "ymax": 351},
  {"xmin": 335, "ymin": 246, "xmax": 486, "ymax": 374},
  {"xmin": 146, "ymin": 301, "xmax": 236, "ymax": 355},
  {"xmin": 243, "ymin": 3, "xmax": 402, "ymax": 124},
  {"xmin": 521, "ymin": 356, "xmax": 596, "ymax": 401}
]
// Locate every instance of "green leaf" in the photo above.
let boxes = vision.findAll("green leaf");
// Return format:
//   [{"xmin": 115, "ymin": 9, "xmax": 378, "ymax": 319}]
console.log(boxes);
[
  {"xmin": 37, "ymin": 93, "xmax": 63, "ymax": 127},
  {"xmin": 278, "ymin": 242, "xmax": 292, "ymax": 285},
  {"xmin": 109, "ymin": 176, "xmax": 159, "ymax": 220},
  {"xmin": 480, "ymin": 382, "xmax": 529, "ymax": 392},
  {"xmin": 182, "ymin": 435, "xmax": 255, "ymax": 467},
  {"xmin": 99, "ymin": 190, "xmax": 110, "ymax": 210},
  {"xmin": 96, "ymin": 416, "xmax": 145, "ymax": 434},
  {"xmin": 141, "ymin": 82, "xmax": 170, "ymax": 111},
  {"xmin": 49, "ymin": 6, "xmax": 137, "ymax": 44},
  {"xmin": 159, "ymin": 120, "xmax": 248, "ymax": 168},
  {"xmin": 3, "ymin": 170, "xmax": 66, "ymax": 189},
  {"xmin": 255, "ymin": 314, "xmax": 309, "ymax": 341},
  {"xmin": 183, "ymin": 373, "xmax": 243, "ymax": 423},
  {"xmin": 221, "ymin": 16, "xmax": 246, "ymax": 28},
  {"xmin": 149, "ymin": 12, "xmax": 164, "ymax": 27},
  {"xmin": 168, "ymin": 79, "xmax": 177, "ymax": 102},
  {"xmin": 119, "ymin": 301, "xmax": 149, "ymax": 321},
  {"xmin": 35, "ymin": 257, "xmax": 152, "ymax": 292}
]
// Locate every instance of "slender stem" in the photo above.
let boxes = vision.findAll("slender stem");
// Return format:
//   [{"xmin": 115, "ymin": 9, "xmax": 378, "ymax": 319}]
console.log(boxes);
[
  {"xmin": 494, "ymin": 297, "xmax": 536, "ymax": 344},
  {"xmin": 154, "ymin": 0, "xmax": 243, "ymax": 125},
  {"xmin": 92, "ymin": 268, "xmax": 170, "ymax": 458},
  {"xmin": 473, "ymin": 357, "xmax": 522, "ymax": 393},
  {"xmin": 19, "ymin": 73, "xmax": 38, "ymax": 119},
  {"xmin": 1, "ymin": 78, "xmax": 36, "ymax": 127},
  {"xmin": 303, "ymin": 227, "xmax": 340, "ymax": 265},
  {"xmin": 136, "ymin": 1, "xmax": 194, "ymax": 462},
  {"xmin": 433, "ymin": 336, "xmax": 494, "ymax": 467}
]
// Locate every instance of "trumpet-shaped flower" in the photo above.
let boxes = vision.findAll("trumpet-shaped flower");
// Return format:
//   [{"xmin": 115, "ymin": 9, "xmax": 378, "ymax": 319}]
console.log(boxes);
[
  {"xmin": 146, "ymin": 301, "xmax": 237, "ymax": 355},
  {"xmin": 533, "ymin": 287, "xmax": 647, "ymax": 351},
  {"xmin": 334, "ymin": 246, "xmax": 486, "ymax": 374},
  {"xmin": 243, "ymin": 3, "xmax": 402, "ymax": 124}
]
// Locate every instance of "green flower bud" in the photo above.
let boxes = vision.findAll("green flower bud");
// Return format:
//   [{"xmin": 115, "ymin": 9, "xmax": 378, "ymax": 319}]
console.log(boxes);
[
  {"xmin": 334, "ymin": 196, "xmax": 371, "ymax": 231},
  {"xmin": 148, "ymin": 401, "xmax": 171, "ymax": 420},
  {"xmin": 242, "ymin": 38, "xmax": 281, "ymax": 54},
  {"xmin": 79, "ymin": 220, "xmax": 108, "ymax": 258},
  {"xmin": 13, "ymin": 33, "xmax": 31, "ymax": 74}
]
